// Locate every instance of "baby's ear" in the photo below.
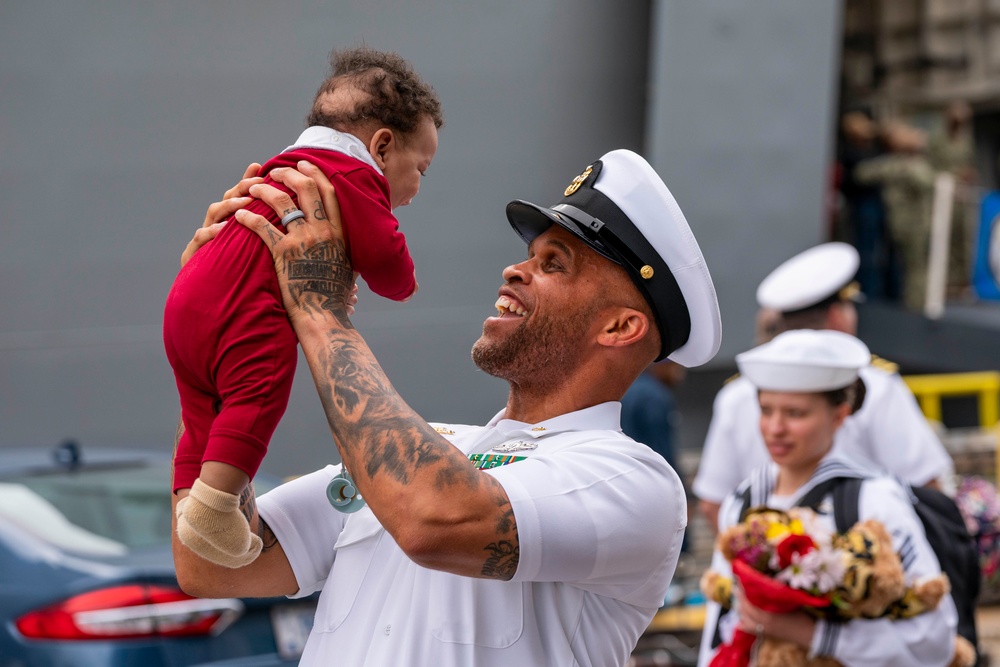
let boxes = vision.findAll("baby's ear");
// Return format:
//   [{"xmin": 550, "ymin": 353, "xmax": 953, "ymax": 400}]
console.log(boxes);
[{"xmin": 369, "ymin": 128, "xmax": 396, "ymax": 169}]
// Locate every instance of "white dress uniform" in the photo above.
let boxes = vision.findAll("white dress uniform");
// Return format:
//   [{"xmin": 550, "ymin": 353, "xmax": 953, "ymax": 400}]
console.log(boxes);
[
  {"xmin": 696, "ymin": 454, "xmax": 958, "ymax": 667},
  {"xmin": 692, "ymin": 242, "xmax": 953, "ymax": 507},
  {"xmin": 258, "ymin": 402, "xmax": 686, "ymax": 667},
  {"xmin": 696, "ymin": 332, "xmax": 957, "ymax": 667},
  {"xmin": 692, "ymin": 364, "xmax": 954, "ymax": 505}
]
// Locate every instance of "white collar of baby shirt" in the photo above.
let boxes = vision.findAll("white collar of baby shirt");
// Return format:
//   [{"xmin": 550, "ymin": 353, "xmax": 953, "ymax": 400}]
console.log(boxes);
[{"xmin": 284, "ymin": 126, "xmax": 383, "ymax": 174}]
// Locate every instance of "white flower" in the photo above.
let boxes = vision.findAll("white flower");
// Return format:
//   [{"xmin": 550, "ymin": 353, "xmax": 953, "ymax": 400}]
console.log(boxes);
[
  {"xmin": 805, "ymin": 543, "xmax": 848, "ymax": 594},
  {"xmin": 776, "ymin": 552, "xmax": 818, "ymax": 590},
  {"xmin": 776, "ymin": 542, "xmax": 847, "ymax": 594}
]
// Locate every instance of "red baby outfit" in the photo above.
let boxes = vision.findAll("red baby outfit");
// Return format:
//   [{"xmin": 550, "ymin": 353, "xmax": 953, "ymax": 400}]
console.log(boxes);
[{"xmin": 164, "ymin": 128, "xmax": 415, "ymax": 492}]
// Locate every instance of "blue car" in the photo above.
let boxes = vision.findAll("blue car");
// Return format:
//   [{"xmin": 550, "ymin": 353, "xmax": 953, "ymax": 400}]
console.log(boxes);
[{"xmin": 0, "ymin": 441, "xmax": 317, "ymax": 666}]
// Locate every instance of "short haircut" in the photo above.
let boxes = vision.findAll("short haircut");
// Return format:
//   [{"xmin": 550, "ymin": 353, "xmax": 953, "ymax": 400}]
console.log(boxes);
[
  {"xmin": 773, "ymin": 304, "xmax": 829, "ymax": 334},
  {"xmin": 306, "ymin": 46, "xmax": 444, "ymax": 135}
]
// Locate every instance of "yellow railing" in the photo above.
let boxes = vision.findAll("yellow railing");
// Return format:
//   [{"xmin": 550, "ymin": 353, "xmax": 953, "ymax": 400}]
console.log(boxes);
[{"xmin": 902, "ymin": 370, "xmax": 1000, "ymax": 482}]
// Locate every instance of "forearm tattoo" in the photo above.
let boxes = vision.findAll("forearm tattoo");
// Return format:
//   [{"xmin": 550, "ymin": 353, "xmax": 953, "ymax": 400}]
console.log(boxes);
[
  {"xmin": 238, "ymin": 483, "xmax": 278, "ymax": 552},
  {"xmin": 285, "ymin": 240, "xmax": 355, "ymax": 327},
  {"xmin": 238, "ymin": 484, "xmax": 256, "ymax": 525},
  {"xmin": 313, "ymin": 338, "xmax": 519, "ymax": 579},
  {"xmin": 481, "ymin": 541, "xmax": 519, "ymax": 580},
  {"xmin": 283, "ymin": 235, "xmax": 518, "ymax": 578}
]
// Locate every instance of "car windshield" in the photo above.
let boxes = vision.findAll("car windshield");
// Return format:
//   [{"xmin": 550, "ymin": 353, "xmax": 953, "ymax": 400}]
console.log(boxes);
[{"xmin": 0, "ymin": 460, "xmax": 278, "ymax": 556}]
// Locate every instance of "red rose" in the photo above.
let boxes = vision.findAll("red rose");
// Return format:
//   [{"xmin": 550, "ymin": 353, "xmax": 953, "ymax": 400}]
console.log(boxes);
[{"xmin": 776, "ymin": 534, "xmax": 816, "ymax": 569}]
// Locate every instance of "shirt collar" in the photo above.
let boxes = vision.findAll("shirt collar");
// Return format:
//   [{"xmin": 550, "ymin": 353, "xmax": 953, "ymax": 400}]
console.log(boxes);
[
  {"xmin": 284, "ymin": 126, "xmax": 382, "ymax": 174},
  {"xmin": 759, "ymin": 451, "xmax": 871, "ymax": 501},
  {"xmin": 485, "ymin": 402, "xmax": 623, "ymax": 438}
]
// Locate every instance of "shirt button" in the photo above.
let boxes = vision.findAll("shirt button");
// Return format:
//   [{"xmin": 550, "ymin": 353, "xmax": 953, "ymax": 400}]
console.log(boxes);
[{"xmin": 384, "ymin": 625, "xmax": 391, "ymax": 636}]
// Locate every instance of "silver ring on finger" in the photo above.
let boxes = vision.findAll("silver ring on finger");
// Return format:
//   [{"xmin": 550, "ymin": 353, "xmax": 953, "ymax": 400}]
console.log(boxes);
[{"xmin": 280, "ymin": 210, "xmax": 306, "ymax": 227}]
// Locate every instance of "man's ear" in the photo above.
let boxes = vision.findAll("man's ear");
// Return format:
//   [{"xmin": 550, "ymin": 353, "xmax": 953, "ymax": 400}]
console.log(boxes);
[
  {"xmin": 369, "ymin": 128, "xmax": 395, "ymax": 170},
  {"xmin": 596, "ymin": 308, "xmax": 650, "ymax": 350}
]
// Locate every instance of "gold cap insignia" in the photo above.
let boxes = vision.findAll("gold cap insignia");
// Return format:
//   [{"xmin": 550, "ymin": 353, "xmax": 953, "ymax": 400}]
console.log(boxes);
[
  {"xmin": 564, "ymin": 165, "xmax": 593, "ymax": 196},
  {"xmin": 838, "ymin": 281, "xmax": 861, "ymax": 302},
  {"xmin": 640, "ymin": 265, "xmax": 654, "ymax": 280},
  {"xmin": 434, "ymin": 426, "xmax": 456, "ymax": 435}
]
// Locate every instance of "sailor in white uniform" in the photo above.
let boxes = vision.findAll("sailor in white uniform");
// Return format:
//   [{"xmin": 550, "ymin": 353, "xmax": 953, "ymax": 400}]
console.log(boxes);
[
  {"xmin": 692, "ymin": 243, "xmax": 954, "ymax": 529},
  {"xmin": 697, "ymin": 330, "xmax": 957, "ymax": 667}
]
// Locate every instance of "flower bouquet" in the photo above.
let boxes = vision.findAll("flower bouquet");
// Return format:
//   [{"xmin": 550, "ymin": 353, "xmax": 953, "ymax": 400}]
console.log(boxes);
[
  {"xmin": 700, "ymin": 506, "xmax": 957, "ymax": 667},
  {"xmin": 701, "ymin": 507, "xmax": 860, "ymax": 667}
]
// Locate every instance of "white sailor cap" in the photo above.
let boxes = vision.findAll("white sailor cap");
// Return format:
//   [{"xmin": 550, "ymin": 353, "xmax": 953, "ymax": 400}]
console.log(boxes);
[
  {"xmin": 505, "ymin": 149, "xmax": 722, "ymax": 367},
  {"xmin": 756, "ymin": 242, "xmax": 861, "ymax": 313},
  {"xmin": 736, "ymin": 329, "xmax": 870, "ymax": 392}
]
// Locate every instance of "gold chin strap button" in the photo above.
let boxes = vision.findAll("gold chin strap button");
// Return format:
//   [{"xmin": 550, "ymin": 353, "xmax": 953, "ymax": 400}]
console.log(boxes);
[{"xmin": 640, "ymin": 265, "xmax": 654, "ymax": 280}]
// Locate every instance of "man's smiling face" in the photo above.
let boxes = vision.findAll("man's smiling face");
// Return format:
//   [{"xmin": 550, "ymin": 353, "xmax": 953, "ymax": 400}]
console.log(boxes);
[{"xmin": 472, "ymin": 225, "xmax": 622, "ymax": 384}]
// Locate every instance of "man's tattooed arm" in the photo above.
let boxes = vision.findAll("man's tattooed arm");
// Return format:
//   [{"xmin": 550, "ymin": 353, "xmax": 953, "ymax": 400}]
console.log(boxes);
[{"xmin": 281, "ymin": 218, "xmax": 519, "ymax": 580}]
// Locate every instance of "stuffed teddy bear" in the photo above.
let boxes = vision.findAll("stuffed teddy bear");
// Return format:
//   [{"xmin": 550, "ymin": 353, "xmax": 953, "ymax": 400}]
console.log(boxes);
[{"xmin": 702, "ymin": 510, "xmax": 975, "ymax": 667}]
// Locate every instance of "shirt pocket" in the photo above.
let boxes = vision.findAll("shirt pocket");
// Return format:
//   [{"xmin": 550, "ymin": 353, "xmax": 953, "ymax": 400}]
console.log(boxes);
[
  {"xmin": 312, "ymin": 508, "xmax": 383, "ymax": 633},
  {"xmin": 428, "ymin": 572, "xmax": 524, "ymax": 648}
]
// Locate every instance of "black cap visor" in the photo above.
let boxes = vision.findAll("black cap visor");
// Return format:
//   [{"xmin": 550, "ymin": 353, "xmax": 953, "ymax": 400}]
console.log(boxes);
[{"xmin": 506, "ymin": 200, "xmax": 617, "ymax": 262}]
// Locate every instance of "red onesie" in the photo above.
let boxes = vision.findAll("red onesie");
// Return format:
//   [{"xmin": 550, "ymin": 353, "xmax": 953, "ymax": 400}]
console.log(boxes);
[{"xmin": 164, "ymin": 129, "xmax": 415, "ymax": 492}]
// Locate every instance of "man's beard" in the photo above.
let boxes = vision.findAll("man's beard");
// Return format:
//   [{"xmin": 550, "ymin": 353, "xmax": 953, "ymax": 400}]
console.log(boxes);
[{"xmin": 471, "ymin": 309, "xmax": 591, "ymax": 385}]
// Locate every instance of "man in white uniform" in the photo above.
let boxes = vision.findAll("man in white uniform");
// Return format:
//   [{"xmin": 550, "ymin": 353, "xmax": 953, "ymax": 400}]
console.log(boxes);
[
  {"xmin": 172, "ymin": 150, "xmax": 723, "ymax": 666},
  {"xmin": 692, "ymin": 242, "xmax": 954, "ymax": 529}
]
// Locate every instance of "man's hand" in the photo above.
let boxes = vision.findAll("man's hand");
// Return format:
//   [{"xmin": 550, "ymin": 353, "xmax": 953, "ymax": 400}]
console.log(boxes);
[
  {"xmin": 180, "ymin": 160, "xmax": 359, "ymax": 311},
  {"xmin": 236, "ymin": 161, "xmax": 356, "ymax": 326},
  {"xmin": 181, "ymin": 163, "xmax": 264, "ymax": 268}
]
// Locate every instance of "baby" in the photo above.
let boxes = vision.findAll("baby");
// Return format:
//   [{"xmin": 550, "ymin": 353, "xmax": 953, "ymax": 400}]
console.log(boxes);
[{"xmin": 164, "ymin": 46, "xmax": 443, "ymax": 567}]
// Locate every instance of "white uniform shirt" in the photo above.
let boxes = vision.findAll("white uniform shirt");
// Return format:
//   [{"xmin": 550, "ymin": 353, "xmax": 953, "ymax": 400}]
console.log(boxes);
[
  {"xmin": 692, "ymin": 364, "xmax": 954, "ymax": 505},
  {"xmin": 697, "ymin": 455, "xmax": 958, "ymax": 667},
  {"xmin": 258, "ymin": 402, "xmax": 686, "ymax": 667}
]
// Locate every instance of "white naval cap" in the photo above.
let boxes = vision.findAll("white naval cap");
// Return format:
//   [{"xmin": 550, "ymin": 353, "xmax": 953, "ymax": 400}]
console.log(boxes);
[
  {"xmin": 736, "ymin": 329, "xmax": 870, "ymax": 392},
  {"xmin": 756, "ymin": 242, "xmax": 861, "ymax": 313},
  {"xmin": 505, "ymin": 149, "xmax": 722, "ymax": 367}
]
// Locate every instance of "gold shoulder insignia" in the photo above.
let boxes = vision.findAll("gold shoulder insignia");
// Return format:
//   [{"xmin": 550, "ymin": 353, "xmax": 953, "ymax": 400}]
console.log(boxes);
[
  {"xmin": 723, "ymin": 372, "xmax": 741, "ymax": 385},
  {"xmin": 434, "ymin": 426, "xmax": 456, "ymax": 435},
  {"xmin": 870, "ymin": 354, "xmax": 899, "ymax": 375}
]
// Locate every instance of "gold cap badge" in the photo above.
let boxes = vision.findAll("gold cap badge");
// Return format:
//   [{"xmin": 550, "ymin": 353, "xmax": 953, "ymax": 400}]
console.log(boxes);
[
  {"xmin": 838, "ymin": 281, "xmax": 861, "ymax": 302},
  {"xmin": 564, "ymin": 165, "xmax": 593, "ymax": 196}
]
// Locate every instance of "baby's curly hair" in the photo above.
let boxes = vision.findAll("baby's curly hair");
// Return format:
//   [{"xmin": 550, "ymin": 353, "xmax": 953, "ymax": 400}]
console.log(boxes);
[{"xmin": 306, "ymin": 46, "xmax": 443, "ymax": 136}]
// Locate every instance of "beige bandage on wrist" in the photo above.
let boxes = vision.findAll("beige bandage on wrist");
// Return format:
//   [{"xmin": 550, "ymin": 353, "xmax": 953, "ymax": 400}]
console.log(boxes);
[{"xmin": 176, "ymin": 478, "xmax": 262, "ymax": 568}]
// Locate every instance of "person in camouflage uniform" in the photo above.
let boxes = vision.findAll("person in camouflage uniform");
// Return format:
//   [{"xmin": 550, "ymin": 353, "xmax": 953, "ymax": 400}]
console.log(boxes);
[
  {"xmin": 928, "ymin": 101, "xmax": 978, "ymax": 299},
  {"xmin": 855, "ymin": 122, "xmax": 936, "ymax": 311}
]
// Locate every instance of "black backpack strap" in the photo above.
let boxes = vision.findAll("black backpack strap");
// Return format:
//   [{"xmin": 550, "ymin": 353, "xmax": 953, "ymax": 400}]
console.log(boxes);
[
  {"xmin": 738, "ymin": 486, "xmax": 751, "ymax": 521},
  {"xmin": 796, "ymin": 477, "xmax": 839, "ymax": 511},
  {"xmin": 831, "ymin": 477, "xmax": 863, "ymax": 532},
  {"xmin": 796, "ymin": 476, "xmax": 863, "ymax": 533}
]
